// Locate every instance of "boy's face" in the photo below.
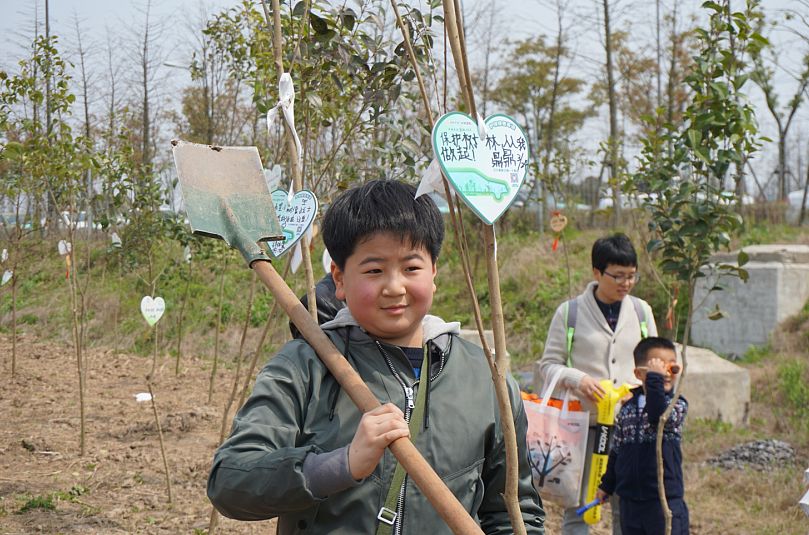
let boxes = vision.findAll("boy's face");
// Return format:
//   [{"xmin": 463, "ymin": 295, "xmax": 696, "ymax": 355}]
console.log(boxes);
[
  {"xmin": 592, "ymin": 263, "xmax": 638, "ymax": 304},
  {"xmin": 634, "ymin": 347, "xmax": 679, "ymax": 392},
  {"xmin": 332, "ymin": 232, "xmax": 436, "ymax": 347}
]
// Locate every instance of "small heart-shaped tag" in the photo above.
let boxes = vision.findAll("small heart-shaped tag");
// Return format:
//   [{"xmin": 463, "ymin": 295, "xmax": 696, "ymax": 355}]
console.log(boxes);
[
  {"xmin": 322, "ymin": 248, "xmax": 332, "ymax": 276},
  {"xmin": 267, "ymin": 189, "xmax": 318, "ymax": 258},
  {"xmin": 550, "ymin": 212, "xmax": 568, "ymax": 233},
  {"xmin": 432, "ymin": 112, "xmax": 529, "ymax": 224},
  {"xmin": 1, "ymin": 248, "xmax": 7, "ymax": 263},
  {"xmin": 58, "ymin": 240, "xmax": 72, "ymax": 256},
  {"xmin": 140, "ymin": 296, "xmax": 166, "ymax": 326},
  {"xmin": 1, "ymin": 270, "xmax": 12, "ymax": 286}
]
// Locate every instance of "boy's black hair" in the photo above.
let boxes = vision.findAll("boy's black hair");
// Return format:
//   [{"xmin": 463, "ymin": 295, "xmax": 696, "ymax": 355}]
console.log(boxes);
[
  {"xmin": 591, "ymin": 233, "xmax": 638, "ymax": 272},
  {"xmin": 633, "ymin": 336, "xmax": 676, "ymax": 366},
  {"xmin": 322, "ymin": 180, "xmax": 444, "ymax": 269}
]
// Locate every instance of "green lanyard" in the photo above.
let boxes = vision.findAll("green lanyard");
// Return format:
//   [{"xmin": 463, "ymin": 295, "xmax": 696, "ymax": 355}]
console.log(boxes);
[{"xmin": 376, "ymin": 347, "xmax": 429, "ymax": 535}]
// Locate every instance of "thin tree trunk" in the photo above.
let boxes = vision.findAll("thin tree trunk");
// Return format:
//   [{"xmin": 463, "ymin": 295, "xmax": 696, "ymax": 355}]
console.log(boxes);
[
  {"xmin": 11, "ymin": 270, "xmax": 18, "ymax": 377},
  {"xmin": 45, "ymin": 0, "xmax": 51, "ymax": 137},
  {"xmin": 141, "ymin": 4, "xmax": 151, "ymax": 170},
  {"xmin": 603, "ymin": 0, "xmax": 621, "ymax": 226},
  {"xmin": 208, "ymin": 256, "xmax": 229, "ymax": 404},
  {"xmin": 147, "ymin": 381, "xmax": 173, "ymax": 503},
  {"xmin": 68, "ymin": 245, "xmax": 86, "ymax": 456},
  {"xmin": 263, "ymin": 0, "xmax": 318, "ymax": 322},
  {"xmin": 175, "ymin": 259, "xmax": 192, "ymax": 375},
  {"xmin": 800, "ymin": 143, "xmax": 809, "ymax": 224},
  {"xmin": 443, "ymin": 1, "xmax": 526, "ymax": 531}
]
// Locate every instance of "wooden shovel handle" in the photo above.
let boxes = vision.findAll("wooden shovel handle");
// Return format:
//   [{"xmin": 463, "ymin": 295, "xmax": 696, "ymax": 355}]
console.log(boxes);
[{"xmin": 251, "ymin": 260, "xmax": 483, "ymax": 535}]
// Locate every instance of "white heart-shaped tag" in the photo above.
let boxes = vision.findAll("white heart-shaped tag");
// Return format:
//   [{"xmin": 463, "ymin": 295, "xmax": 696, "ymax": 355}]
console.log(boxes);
[
  {"xmin": 140, "ymin": 296, "xmax": 165, "ymax": 326},
  {"xmin": 267, "ymin": 189, "xmax": 318, "ymax": 258},
  {"xmin": 1, "ymin": 248, "xmax": 7, "ymax": 263},
  {"xmin": 1, "ymin": 270, "xmax": 12, "ymax": 286},
  {"xmin": 58, "ymin": 240, "xmax": 72, "ymax": 256},
  {"xmin": 432, "ymin": 112, "xmax": 529, "ymax": 224},
  {"xmin": 111, "ymin": 232, "xmax": 122, "ymax": 248},
  {"xmin": 322, "ymin": 248, "xmax": 332, "ymax": 276}
]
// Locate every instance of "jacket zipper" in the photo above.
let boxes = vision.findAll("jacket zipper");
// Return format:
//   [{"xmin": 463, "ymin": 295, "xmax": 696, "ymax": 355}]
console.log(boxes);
[{"xmin": 376, "ymin": 341, "xmax": 447, "ymax": 535}]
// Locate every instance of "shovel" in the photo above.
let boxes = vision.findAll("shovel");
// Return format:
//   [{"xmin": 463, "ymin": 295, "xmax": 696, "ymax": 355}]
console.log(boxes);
[{"xmin": 171, "ymin": 140, "xmax": 483, "ymax": 535}]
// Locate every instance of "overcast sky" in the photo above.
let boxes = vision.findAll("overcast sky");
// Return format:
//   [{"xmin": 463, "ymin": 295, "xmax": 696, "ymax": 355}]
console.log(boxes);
[{"xmin": 3, "ymin": 0, "xmax": 809, "ymax": 196}]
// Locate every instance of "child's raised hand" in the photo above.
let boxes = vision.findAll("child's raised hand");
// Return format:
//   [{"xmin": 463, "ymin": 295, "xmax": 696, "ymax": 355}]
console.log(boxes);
[
  {"xmin": 348, "ymin": 403, "xmax": 410, "ymax": 479},
  {"xmin": 646, "ymin": 357, "xmax": 667, "ymax": 375}
]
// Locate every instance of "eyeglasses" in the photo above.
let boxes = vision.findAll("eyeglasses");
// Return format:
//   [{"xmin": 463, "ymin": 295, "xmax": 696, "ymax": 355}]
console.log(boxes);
[
  {"xmin": 601, "ymin": 270, "xmax": 640, "ymax": 284},
  {"xmin": 637, "ymin": 363, "xmax": 681, "ymax": 375}
]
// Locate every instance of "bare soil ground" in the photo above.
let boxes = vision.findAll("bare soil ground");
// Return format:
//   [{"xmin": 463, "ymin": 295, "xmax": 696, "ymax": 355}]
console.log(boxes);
[
  {"xmin": 2, "ymin": 333, "xmax": 806, "ymax": 534},
  {"xmin": 0, "ymin": 334, "xmax": 275, "ymax": 534},
  {"xmin": 0, "ymin": 334, "xmax": 603, "ymax": 534}
]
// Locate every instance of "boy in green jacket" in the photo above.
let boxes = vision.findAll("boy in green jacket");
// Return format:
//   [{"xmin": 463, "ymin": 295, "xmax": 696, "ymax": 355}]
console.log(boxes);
[{"xmin": 207, "ymin": 180, "xmax": 544, "ymax": 534}]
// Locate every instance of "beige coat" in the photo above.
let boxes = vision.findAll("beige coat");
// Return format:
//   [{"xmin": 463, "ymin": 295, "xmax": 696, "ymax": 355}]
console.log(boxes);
[{"xmin": 537, "ymin": 281, "xmax": 657, "ymax": 417}]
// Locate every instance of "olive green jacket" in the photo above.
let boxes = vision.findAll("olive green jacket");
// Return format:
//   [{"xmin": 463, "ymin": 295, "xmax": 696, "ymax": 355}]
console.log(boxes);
[{"xmin": 207, "ymin": 310, "xmax": 545, "ymax": 534}]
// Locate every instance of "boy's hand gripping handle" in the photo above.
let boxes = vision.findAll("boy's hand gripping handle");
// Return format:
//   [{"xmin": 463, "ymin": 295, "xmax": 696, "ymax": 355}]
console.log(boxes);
[
  {"xmin": 251, "ymin": 261, "xmax": 484, "ymax": 535},
  {"xmin": 583, "ymin": 379, "xmax": 632, "ymax": 525}
]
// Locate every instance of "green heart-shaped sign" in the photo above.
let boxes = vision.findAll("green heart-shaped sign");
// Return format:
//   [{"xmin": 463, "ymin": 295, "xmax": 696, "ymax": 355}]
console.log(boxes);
[
  {"xmin": 267, "ymin": 189, "xmax": 318, "ymax": 258},
  {"xmin": 432, "ymin": 112, "xmax": 529, "ymax": 224}
]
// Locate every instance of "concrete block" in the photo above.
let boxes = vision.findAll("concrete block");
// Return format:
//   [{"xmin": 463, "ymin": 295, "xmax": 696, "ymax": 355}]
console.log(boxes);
[
  {"xmin": 678, "ymin": 345, "xmax": 750, "ymax": 426},
  {"xmin": 692, "ymin": 244, "xmax": 809, "ymax": 358},
  {"xmin": 458, "ymin": 328, "xmax": 507, "ymax": 357}
]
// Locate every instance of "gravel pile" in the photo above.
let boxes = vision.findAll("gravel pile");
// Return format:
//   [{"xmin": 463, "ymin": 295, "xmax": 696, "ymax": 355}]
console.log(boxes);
[{"xmin": 707, "ymin": 439, "xmax": 796, "ymax": 470}]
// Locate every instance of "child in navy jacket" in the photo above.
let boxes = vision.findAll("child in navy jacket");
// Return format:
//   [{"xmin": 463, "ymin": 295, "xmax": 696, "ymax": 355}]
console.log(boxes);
[{"xmin": 596, "ymin": 337, "xmax": 689, "ymax": 535}]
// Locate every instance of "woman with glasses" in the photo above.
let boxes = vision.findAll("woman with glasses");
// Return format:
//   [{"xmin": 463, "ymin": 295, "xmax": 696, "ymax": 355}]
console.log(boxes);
[{"xmin": 537, "ymin": 233, "xmax": 658, "ymax": 535}]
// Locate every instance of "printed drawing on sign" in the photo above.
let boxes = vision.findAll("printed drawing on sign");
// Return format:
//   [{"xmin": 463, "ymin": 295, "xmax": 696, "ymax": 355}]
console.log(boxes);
[{"xmin": 432, "ymin": 112, "xmax": 529, "ymax": 224}]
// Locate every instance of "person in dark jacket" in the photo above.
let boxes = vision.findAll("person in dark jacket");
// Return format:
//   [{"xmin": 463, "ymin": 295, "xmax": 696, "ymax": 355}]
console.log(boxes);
[
  {"xmin": 208, "ymin": 179, "xmax": 545, "ymax": 534},
  {"xmin": 596, "ymin": 337, "xmax": 689, "ymax": 535},
  {"xmin": 289, "ymin": 271, "xmax": 345, "ymax": 338}
]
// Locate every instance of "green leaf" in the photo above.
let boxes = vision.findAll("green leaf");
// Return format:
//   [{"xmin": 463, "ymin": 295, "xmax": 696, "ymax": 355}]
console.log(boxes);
[
  {"xmin": 702, "ymin": 1, "xmax": 723, "ymax": 12},
  {"xmin": 309, "ymin": 13, "xmax": 329, "ymax": 34},
  {"xmin": 737, "ymin": 250, "xmax": 749, "ymax": 267},
  {"xmin": 292, "ymin": 1, "xmax": 307, "ymax": 17},
  {"xmin": 687, "ymin": 129, "xmax": 702, "ymax": 148}
]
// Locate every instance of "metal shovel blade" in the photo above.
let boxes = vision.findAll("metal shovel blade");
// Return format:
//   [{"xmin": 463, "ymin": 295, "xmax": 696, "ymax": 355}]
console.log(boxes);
[{"xmin": 171, "ymin": 140, "xmax": 283, "ymax": 265}]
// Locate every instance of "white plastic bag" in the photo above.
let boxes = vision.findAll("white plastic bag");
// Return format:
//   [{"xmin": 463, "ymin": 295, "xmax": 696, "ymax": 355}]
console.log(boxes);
[{"xmin": 524, "ymin": 367, "xmax": 589, "ymax": 507}]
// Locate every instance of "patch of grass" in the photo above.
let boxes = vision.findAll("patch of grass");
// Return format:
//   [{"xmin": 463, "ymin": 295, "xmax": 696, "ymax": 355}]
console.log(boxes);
[
  {"xmin": 53, "ymin": 485, "xmax": 87, "ymax": 501},
  {"xmin": 691, "ymin": 418, "xmax": 734, "ymax": 435},
  {"xmin": 777, "ymin": 359, "xmax": 809, "ymax": 429},
  {"xmin": 739, "ymin": 343, "xmax": 772, "ymax": 364},
  {"xmin": 17, "ymin": 494, "xmax": 56, "ymax": 513},
  {"xmin": 19, "ymin": 313, "xmax": 38, "ymax": 325},
  {"xmin": 16, "ymin": 485, "xmax": 89, "ymax": 514},
  {"xmin": 738, "ymin": 222, "xmax": 800, "ymax": 246}
]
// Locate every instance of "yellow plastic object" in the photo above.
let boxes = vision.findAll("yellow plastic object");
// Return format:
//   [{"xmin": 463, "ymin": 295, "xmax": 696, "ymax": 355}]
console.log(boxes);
[{"xmin": 583, "ymin": 379, "xmax": 632, "ymax": 525}]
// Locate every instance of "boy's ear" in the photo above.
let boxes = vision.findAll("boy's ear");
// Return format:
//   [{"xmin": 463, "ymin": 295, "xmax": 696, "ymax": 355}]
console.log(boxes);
[
  {"xmin": 432, "ymin": 262, "xmax": 437, "ymax": 293},
  {"xmin": 633, "ymin": 368, "xmax": 643, "ymax": 382},
  {"xmin": 331, "ymin": 262, "xmax": 345, "ymax": 300}
]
